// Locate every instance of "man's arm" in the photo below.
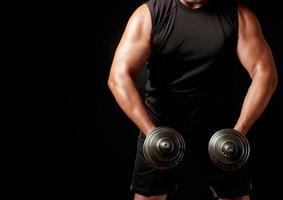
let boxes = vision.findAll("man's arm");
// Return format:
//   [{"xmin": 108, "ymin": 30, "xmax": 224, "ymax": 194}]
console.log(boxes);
[
  {"xmin": 234, "ymin": 3, "xmax": 278, "ymax": 135},
  {"xmin": 108, "ymin": 4, "xmax": 156, "ymax": 136}
]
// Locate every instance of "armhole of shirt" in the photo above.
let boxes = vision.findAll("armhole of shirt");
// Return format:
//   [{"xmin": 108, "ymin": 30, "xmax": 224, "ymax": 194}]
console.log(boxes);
[
  {"xmin": 145, "ymin": 1, "xmax": 156, "ymax": 44},
  {"xmin": 218, "ymin": 0, "xmax": 239, "ymax": 45}
]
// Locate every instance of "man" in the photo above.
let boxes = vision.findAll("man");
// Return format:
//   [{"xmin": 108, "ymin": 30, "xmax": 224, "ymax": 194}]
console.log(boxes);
[{"xmin": 108, "ymin": 0, "xmax": 278, "ymax": 199}]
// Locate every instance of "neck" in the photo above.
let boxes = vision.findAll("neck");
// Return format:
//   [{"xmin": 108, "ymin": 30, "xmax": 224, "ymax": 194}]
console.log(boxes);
[{"xmin": 180, "ymin": 0, "xmax": 208, "ymax": 9}]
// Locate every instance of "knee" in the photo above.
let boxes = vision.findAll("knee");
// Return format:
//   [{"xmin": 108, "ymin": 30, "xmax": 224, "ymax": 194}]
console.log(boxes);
[
  {"xmin": 134, "ymin": 193, "xmax": 167, "ymax": 200},
  {"xmin": 134, "ymin": 193, "xmax": 146, "ymax": 200},
  {"xmin": 219, "ymin": 195, "xmax": 250, "ymax": 200}
]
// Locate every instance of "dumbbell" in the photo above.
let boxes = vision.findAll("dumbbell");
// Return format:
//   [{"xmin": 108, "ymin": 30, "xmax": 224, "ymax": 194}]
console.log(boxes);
[
  {"xmin": 208, "ymin": 128, "xmax": 250, "ymax": 171},
  {"xmin": 143, "ymin": 126, "xmax": 186, "ymax": 170}
]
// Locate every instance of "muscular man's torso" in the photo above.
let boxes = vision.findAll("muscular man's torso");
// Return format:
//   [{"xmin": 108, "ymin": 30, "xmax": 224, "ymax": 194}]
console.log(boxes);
[{"xmin": 145, "ymin": 0, "xmax": 239, "ymax": 135}]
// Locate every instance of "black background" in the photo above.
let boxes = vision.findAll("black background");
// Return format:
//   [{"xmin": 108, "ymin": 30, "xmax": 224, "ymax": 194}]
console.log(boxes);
[{"xmin": 62, "ymin": 0, "xmax": 283, "ymax": 199}]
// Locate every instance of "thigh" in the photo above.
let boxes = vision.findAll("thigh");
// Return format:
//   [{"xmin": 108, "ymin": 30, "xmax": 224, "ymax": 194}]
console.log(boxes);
[
  {"xmin": 171, "ymin": 151, "xmax": 216, "ymax": 200},
  {"xmin": 208, "ymin": 160, "xmax": 252, "ymax": 199},
  {"xmin": 130, "ymin": 134, "xmax": 178, "ymax": 197}
]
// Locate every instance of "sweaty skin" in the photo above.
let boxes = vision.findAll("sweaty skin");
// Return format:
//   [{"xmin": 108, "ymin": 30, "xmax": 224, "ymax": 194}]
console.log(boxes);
[{"xmin": 108, "ymin": 1, "xmax": 278, "ymax": 200}]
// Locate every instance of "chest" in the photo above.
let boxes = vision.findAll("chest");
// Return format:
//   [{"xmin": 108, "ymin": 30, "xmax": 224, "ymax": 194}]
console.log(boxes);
[{"xmin": 158, "ymin": 10, "xmax": 233, "ymax": 61}]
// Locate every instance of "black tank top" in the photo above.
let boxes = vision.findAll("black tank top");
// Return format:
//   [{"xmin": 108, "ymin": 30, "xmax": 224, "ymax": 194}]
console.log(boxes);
[{"xmin": 145, "ymin": 0, "xmax": 239, "ymax": 135}]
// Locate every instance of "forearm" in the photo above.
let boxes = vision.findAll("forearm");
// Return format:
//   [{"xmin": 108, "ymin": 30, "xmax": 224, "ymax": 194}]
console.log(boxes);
[
  {"xmin": 108, "ymin": 73, "xmax": 156, "ymax": 136},
  {"xmin": 234, "ymin": 69, "xmax": 278, "ymax": 135}
]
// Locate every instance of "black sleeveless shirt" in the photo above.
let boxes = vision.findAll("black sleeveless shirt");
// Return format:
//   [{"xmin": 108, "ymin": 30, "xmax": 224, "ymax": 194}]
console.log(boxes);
[{"xmin": 145, "ymin": 0, "xmax": 239, "ymax": 135}]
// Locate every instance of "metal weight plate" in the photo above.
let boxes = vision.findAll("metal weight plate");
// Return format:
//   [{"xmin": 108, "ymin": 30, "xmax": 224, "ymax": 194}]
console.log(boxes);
[
  {"xmin": 208, "ymin": 129, "xmax": 250, "ymax": 171},
  {"xmin": 143, "ymin": 127, "xmax": 186, "ymax": 170}
]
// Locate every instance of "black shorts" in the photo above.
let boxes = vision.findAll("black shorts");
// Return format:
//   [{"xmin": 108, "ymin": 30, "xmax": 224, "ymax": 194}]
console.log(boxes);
[{"xmin": 130, "ymin": 134, "xmax": 252, "ymax": 199}]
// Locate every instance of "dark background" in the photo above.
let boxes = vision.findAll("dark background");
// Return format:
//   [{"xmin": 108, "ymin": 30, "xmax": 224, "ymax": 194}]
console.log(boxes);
[{"xmin": 65, "ymin": 0, "xmax": 282, "ymax": 199}]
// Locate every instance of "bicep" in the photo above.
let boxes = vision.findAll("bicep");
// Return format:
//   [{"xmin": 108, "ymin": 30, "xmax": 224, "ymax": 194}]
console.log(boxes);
[
  {"xmin": 237, "ymin": 4, "xmax": 275, "ymax": 78},
  {"xmin": 110, "ymin": 4, "xmax": 152, "ymax": 78}
]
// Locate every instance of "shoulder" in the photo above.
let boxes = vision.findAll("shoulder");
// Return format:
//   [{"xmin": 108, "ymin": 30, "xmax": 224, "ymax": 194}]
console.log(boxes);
[
  {"xmin": 119, "ymin": 4, "xmax": 152, "ymax": 44},
  {"xmin": 237, "ymin": 1, "xmax": 257, "ymax": 20},
  {"xmin": 237, "ymin": 1, "xmax": 261, "ymax": 36},
  {"xmin": 127, "ymin": 4, "xmax": 151, "ymax": 29},
  {"xmin": 145, "ymin": 0, "xmax": 177, "ymax": 26},
  {"xmin": 145, "ymin": 0, "xmax": 177, "ymax": 14}
]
